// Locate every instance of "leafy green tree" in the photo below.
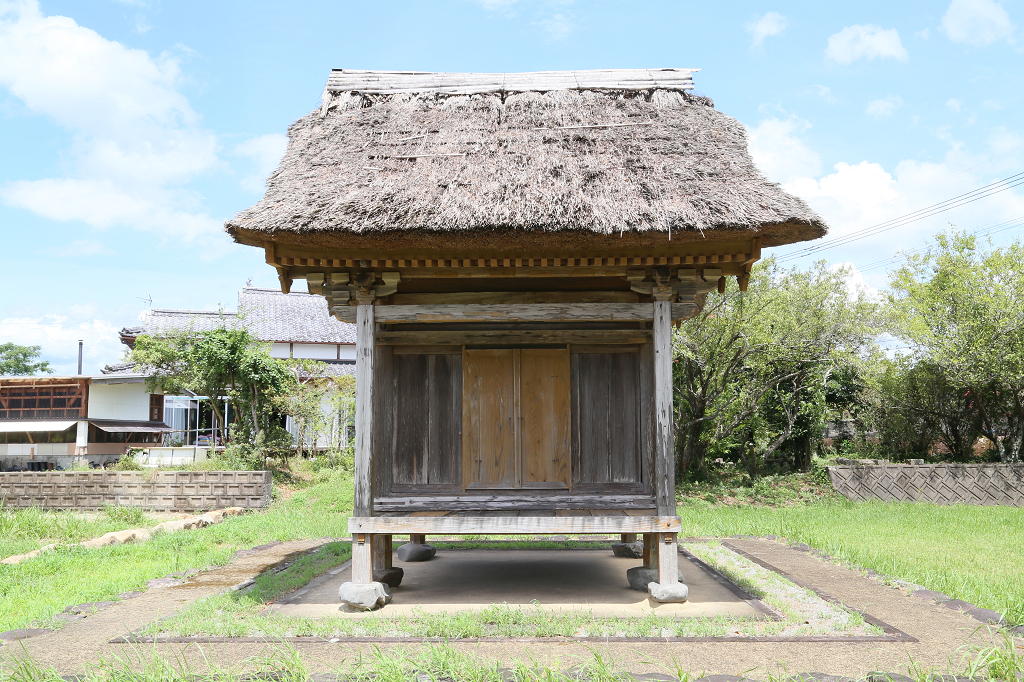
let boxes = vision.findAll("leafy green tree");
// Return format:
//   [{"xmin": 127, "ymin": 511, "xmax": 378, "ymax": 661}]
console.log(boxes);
[
  {"xmin": 673, "ymin": 258, "xmax": 880, "ymax": 479},
  {"xmin": 0, "ymin": 343, "xmax": 53, "ymax": 376},
  {"xmin": 871, "ymin": 357, "xmax": 981, "ymax": 461},
  {"xmin": 131, "ymin": 326, "xmax": 293, "ymax": 447},
  {"xmin": 888, "ymin": 231, "xmax": 1024, "ymax": 462}
]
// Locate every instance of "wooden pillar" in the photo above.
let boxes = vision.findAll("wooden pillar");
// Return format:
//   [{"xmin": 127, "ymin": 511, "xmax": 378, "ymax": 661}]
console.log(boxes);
[
  {"xmin": 354, "ymin": 303, "xmax": 375, "ymax": 516},
  {"xmin": 642, "ymin": 532, "xmax": 658, "ymax": 570},
  {"xmin": 620, "ymin": 533, "xmax": 637, "ymax": 544},
  {"xmin": 656, "ymin": 532, "xmax": 679, "ymax": 585},
  {"xmin": 372, "ymin": 534, "xmax": 392, "ymax": 571},
  {"xmin": 410, "ymin": 534, "xmax": 426, "ymax": 545},
  {"xmin": 352, "ymin": 533, "xmax": 373, "ymax": 583},
  {"xmin": 653, "ymin": 300, "xmax": 676, "ymax": 516}
]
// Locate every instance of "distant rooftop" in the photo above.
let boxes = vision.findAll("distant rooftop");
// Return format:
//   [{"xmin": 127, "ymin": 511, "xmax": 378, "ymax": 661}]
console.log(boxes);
[{"xmin": 118, "ymin": 287, "xmax": 355, "ymax": 347}]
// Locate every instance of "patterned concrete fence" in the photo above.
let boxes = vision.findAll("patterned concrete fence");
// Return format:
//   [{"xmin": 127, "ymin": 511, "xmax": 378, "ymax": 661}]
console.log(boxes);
[
  {"xmin": 0, "ymin": 471, "xmax": 272, "ymax": 511},
  {"xmin": 828, "ymin": 463, "xmax": 1024, "ymax": 506}
]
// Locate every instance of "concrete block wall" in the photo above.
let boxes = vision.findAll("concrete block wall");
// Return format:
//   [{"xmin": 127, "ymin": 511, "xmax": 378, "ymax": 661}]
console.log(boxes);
[
  {"xmin": 0, "ymin": 471, "xmax": 272, "ymax": 511},
  {"xmin": 828, "ymin": 463, "xmax": 1024, "ymax": 507}
]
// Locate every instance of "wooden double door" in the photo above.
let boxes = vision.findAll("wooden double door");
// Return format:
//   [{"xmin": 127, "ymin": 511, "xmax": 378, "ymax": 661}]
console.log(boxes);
[{"xmin": 462, "ymin": 348, "xmax": 570, "ymax": 491}]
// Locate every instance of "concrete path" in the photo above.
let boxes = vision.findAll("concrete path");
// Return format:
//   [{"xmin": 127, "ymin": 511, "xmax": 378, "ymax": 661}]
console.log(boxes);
[
  {"xmin": 271, "ymin": 548, "xmax": 760, "ymax": 619},
  {"xmin": 4, "ymin": 538, "xmax": 1012, "ymax": 679}
]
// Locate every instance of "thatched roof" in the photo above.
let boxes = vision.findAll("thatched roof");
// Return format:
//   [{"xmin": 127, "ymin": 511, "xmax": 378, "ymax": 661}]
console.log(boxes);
[{"xmin": 226, "ymin": 69, "xmax": 825, "ymax": 251}]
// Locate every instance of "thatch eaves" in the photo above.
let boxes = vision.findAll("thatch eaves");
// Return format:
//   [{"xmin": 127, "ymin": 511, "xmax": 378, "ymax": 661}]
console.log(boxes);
[{"xmin": 226, "ymin": 69, "xmax": 825, "ymax": 252}]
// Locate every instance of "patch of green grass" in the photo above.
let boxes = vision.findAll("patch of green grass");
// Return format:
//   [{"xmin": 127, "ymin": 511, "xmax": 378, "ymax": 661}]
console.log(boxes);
[
  {"xmin": 0, "ymin": 507, "xmax": 158, "ymax": 560},
  {"xmin": 677, "ymin": 469, "xmax": 840, "ymax": 508},
  {"xmin": 676, "ymin": 498, "xmax": 1024, "ymax": 626},
  {"xmin": 0, "ymin": 468, "xmax": 355, "ymax": 632}
]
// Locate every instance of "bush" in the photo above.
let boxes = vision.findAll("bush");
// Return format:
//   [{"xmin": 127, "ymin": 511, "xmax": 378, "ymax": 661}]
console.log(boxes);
[
  {"xmin": 310, "ymin": 447, "xmax": 354, "ymax": 473},
  {"xmin": 108, "ymin": 451, "xmax": 143, "ymax": 471}
]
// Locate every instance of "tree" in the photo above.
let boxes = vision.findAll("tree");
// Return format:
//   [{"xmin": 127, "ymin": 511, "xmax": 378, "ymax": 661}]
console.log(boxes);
[
  {"xmin": 131, "ymin": 326, "xmax": 293, "ymax": 447},
  {"xmin": 888, "ymin": 231, "xmax": 1024, "ymax": 462},
  {"xmin": 871, "ymin": 357, "xmax": 981, "ymax": 461},
  {"xmin": 673, "ymin": 258, "xmax": 879, "ymax": 479},
  {"xmin": 0, "ymin": 343, "xmax": 53, "ymax": 376}
]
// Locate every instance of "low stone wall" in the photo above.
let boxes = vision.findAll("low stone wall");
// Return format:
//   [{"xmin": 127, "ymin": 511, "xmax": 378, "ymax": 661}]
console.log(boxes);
[
  {"xmin": 828, "ymin": 463, "xmax": 1024, "ymax": 506},
  {"xmin": 0, "ymin": 471, "xmax": 271, "ymax": 511}
]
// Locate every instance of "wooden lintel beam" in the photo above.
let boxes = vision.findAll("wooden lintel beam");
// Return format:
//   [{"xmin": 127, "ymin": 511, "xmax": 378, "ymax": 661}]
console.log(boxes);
[
  {"xmin": 375, "ymin": 329, "xmax": 653, "ymax": 345},
  {"xmin": 372, "ymin": 303, "xmax": 653, "ymax": 323},
  {"xmin": 347, "ymin": 515, "xmax": 681, "ymax": 534}
]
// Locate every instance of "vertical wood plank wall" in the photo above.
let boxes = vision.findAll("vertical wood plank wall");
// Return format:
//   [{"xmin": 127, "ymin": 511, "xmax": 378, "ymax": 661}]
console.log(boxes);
[
  {"xmin": 462, "ymin": 350, "xmax": 518, "ymax": 488},
  {"xmin": 383, "ymin": 342, "xmax": 658, "ymax": 501},
  {"xmin": 570, "ymin": 352, "xmax": 641, "ymax": 487},
  {"xmin": 391, "ymin": 354, "xmax": 461, "ymax": 485},
  {"xmin": 519, "ymin": 349, "xmax": 570, "ymax": 488}
]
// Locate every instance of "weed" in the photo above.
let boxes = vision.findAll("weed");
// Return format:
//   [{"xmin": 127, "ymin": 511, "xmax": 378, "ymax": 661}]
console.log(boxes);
[{"xmin": 103, "ymin": 504, "xmax": 146, "ymax": 527}]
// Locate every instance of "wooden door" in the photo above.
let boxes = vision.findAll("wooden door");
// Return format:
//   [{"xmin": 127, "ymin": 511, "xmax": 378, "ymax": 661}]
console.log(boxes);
[
  {"xmin": 463, "ymin": 349, "xmax": 517, "ymax": 489},
  {"xmin": 519, "ymin": 349, "xmax": 570, "ymax": 490},
  {"xmin": 462, "ymin": 348, "xmax": 570, "ymax": 491}
]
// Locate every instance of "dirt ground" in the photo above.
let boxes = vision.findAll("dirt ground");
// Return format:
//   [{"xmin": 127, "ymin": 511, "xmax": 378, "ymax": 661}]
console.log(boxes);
[{"xmin": 4, "ymin": 538, "xmax": 1013, "ymax": 679}]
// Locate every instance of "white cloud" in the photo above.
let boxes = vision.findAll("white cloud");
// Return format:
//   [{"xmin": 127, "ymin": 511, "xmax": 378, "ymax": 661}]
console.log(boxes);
[
  {"xmin": 916, "ymin": 28, "xmax": 931, "ymax": 39},
  {"xmin": 941, "ymin": 0, "xmax": 1015, "ymax": 46},
  {"xmin": 746, "ymin": 116, "xmax": 822, "ymax": 185},
  {"xmin": 946, "ymin": 98, "xmax": 963, "ymax": 112},
  {"xmin": 0, "ymin": 314, "xmax": 124, "ymax": 375},
  {"xmin": 831, "ymin": 262, "xmax": 881, "ymax": 301},
  {"xmin": 825, "ymin": 24, "xmax": 908, "ymax": 64},
  {"xmin": 781, "ymin": 145, "xmax": 1024, "ymax": 282},
  {"xmin": 235, "ymin": 134, "xmax": 288, "ymax": 194},
  {"xmin": 0, "ymin": 0, "xmax": 221, "ymax": 241},
  {"xmin": 865, "ymin": 95, "xmax": 904, "ymax": 118},
  {"xmin": 533, "ymin": 12, "xmax": 574, "ymax": 41},
  {"xmin": 746, "ymin": 11, "xmax": 787, "ymax": 48},
  {"xmin": 982, "ymin": 99, "xmax": 1003, "ymax": 110},
  {"xmin": 53, "ymin": 239, "xmax": 115, "ymax": 257},
  {"xmin": 811, "ymin": 84, "xmax": 838, "ymax": 105}
]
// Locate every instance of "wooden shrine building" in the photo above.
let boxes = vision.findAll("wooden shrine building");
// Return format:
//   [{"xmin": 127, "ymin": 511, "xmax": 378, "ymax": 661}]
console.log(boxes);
[{"xmin": 227, "ymin": 68, "xmax": 825, "ymax": 598}]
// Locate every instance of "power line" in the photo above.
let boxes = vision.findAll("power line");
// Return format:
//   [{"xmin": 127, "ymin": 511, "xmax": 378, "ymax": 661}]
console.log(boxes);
[
  {"xmin": 854, "ymin": 214, "xmax": 1024, "ymax": 274},
  {"xmin": 826, "ymin": 141, "xmax": 1024, "ymax": 225},
  {"xmin": 779, "ymin": 170, "xmax": 1024, "ymax": 262}
]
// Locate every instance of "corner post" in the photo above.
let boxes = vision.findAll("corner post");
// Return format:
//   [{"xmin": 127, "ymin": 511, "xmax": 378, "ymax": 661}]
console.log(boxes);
[
  {"xmin": 354, "ymin": 303, "xmax": 375, "ymax": 517},
  {"xmin": 653, "ymin": 299, "xmax": 675, "ymax": 516}
]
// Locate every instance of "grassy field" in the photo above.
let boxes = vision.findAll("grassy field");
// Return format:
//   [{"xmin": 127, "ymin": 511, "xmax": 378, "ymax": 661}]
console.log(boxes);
[
  {"xmin": 1, "ymin": 464, "xmax": 1022, "ymax": 633},
  {"xmin": 0, "ymin": 468, "xmax": 353, "ymax": 632}
]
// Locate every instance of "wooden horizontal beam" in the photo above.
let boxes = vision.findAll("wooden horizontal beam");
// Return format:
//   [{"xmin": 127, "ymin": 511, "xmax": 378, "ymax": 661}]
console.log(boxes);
[
  {"xmin": 374, "ymin": 303, "xmax": 653, "ymax": 323},
  {"xmin": 348, "ymin": 515, "xmax": 680, "ymax": 534},
  {"xmin": 334, "ymin": 303, "xmax": 698, "ymax": 325},
  {"xmin": 375, "ymin": 494, "xmax": 655, "ymax": 511},
  {"xmin": 375, "ymin": 329, "xmax": 652, "ymax": 345},
  {"xmin": 392, "ymin": 291, "xmax": 640, "ymax": 305}
]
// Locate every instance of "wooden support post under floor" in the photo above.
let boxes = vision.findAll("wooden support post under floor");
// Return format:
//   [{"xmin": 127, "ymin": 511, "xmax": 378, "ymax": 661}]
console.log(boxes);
[
  {"xmin": 352, "ymin": 533, "xmax": 372, "ymax": 584},
  {"xmin": 620, "ymin": 533, "xmax": 637, "ymax": 544},
  {"xmin": 657, "ymin": 532, "xmax": 679, "ymax": 585},
  {"xmin": 410, "ymin": 534, "xmax": 426, "ymax": 545}
]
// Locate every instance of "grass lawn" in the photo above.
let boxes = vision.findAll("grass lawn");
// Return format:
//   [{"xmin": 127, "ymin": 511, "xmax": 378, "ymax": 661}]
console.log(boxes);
[
  {"xmin": 1, "ymin": 464, "xmax": 1022, "ymax": 633},
  {"xmin": 0, "ymin": 468, "xmax": 353, "ymax": 632},
  {"xmin": 677, "ymin": 495, "xmax": 1024, "ymax": 626}
]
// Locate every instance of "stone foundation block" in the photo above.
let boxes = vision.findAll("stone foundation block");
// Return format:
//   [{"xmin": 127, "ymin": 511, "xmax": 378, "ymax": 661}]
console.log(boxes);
[
  {"xmin": 396, "ymin": 543, "xmax": 436, "ymax": 562},
  {"xmin": 648, "ymin": 581, "xmax": 689, "ymax": 603},
  {"xmin": 626, "ymin": 566, "xmax": 684, "ymax": 592},
  {"xmin": 338, "ymin": 581, "xmax": 392, "ymax": 611},
  {"xmin": 373, "ymin": 566, "xmax": 405, "ymax": 588},
  {"xmin": 611, "ymin": 542, "xmax": 643, "ymax": 558}
]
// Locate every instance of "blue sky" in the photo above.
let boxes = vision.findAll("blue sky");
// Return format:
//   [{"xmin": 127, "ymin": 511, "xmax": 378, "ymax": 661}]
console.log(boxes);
[{"xmin": 1, "ymin": 0, "xmax": 1022, "ymax": 374}]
